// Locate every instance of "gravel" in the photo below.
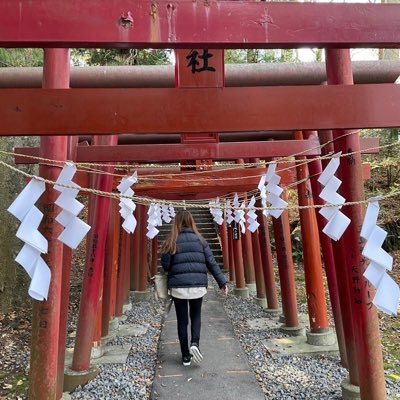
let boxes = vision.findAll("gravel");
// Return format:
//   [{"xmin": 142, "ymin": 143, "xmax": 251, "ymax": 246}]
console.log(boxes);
[
  {"xmin": 70, "ymin": 292, "xmax": 163, "ymax": 400},
  {"xmin": 69, "ymin": 274, "xmax": 400, "ymax": 400},
  {"xmin": 219, "ymin": 279, "xmax": 400, "ymax": 400},
  {"xmin": 1, "ymin": 271, "xmax": 398, "ymax": 400}
]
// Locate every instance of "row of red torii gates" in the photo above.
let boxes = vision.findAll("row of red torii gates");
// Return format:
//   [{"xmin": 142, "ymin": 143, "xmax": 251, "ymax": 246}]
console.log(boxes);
[{"xmin": 1, "ymin": 2, "xmax": 400, "ymax": 400}]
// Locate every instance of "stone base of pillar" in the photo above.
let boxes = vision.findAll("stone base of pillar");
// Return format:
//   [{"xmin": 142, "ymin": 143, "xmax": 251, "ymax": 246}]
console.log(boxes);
[
  {"xmin": 306, "ymin": 329, "xmax": 336, "ymax": 346},
  {"xmin": 233, "ymin": 287, "xmax": 250, "ymax": 299},
  {"xmin": 91, "ymin": 342, "xmax": 105, "ymax": 359},
  {"xmin": 108, "ymin": 317, "xmax": 119, "ymax": 333},
  {"xmin": 122, "ymin": 302, "xmax": 132, "ymax": 312},
  {"xmin": 132, "ymin": 290, "xmax": 151, "ymax": 302},
  {"xmin": 341, "ymin": 378, "xmax": 361, "ymax": 400},
  {"xmin": 63, "ymin": 365, "xmax": 99, "ymax": 393},
  {"xmin": 279, "ymin": 325, "xmax": 306, "ymax": 337},
  {"xmin": 279, "ymin": 314, "xmax": 286, "ymax": 324},
  {"xmin": 62, "ymin": 393, "xmax": 71, "ymax": 399},
  {"xmin": 245, "ymin": 283, "xmax": 257, "ymax": 295},
  {"xmin": 254, "ymin": 297, "xmax": 268, "ymax": 308},
  {"xmin": 264, "ymin": 308, "xmax": 281, "ymax": 317}
]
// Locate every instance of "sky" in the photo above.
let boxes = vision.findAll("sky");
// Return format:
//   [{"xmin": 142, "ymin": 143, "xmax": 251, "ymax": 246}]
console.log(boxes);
[{"xmin": 298, "ymin": 48, "xmax": 379, "ymax": 62}]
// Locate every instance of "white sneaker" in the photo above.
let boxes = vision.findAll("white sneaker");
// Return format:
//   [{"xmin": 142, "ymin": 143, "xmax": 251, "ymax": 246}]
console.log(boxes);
[
  {"xmin": 182, "ymin": 355, "xmax": 192, "ymax": 366},
  {"xmin": 190, "ymin": 344, "xmax": 203, "ymax": 364}
]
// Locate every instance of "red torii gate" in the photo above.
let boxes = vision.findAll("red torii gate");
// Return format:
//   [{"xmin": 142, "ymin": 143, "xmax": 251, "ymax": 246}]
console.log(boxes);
[
  {"xmin": 14, "ymin": 137, "xmax": 378, "ymax": 163},
  {"xmin": 0, "ymin": 2, "xmax": 397, "ymax": 400},
  {"xmin": 1, "ymin": 60, "xmax": 400, "ymax": 88},
  {"xmin": 1, "ymin": 84, "xmax": 400, "ymax": 135},
  {"xmin": 0, "ymin": 1, "xmax": 399, "ymax": 49}
]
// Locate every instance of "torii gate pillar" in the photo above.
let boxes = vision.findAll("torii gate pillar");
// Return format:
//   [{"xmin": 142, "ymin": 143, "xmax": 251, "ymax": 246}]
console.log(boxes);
[
  {"xmin": 303, "ymin": 130, "xmax": 347, "ymax": 367},
  {"xmin": 70, "ymin": 136, "xmax": 115, "ymax": 374},
  {"xmin": 132, "ymin": 204, "xmax": 151, "ymax": 301},
  {"xmin": 272, "ymin": 192, "xmax": 304, "ymax": 336},
  {"xmin": 29, "ymin": 48, "xmax": 69, "ymax": 400},
  {"xmin": 293, "ymin": 131, "xmax": 332, "ymax": 345},
  {"xmin": 326, "ymin": 48, "xmax": 386, "ymax": 400},
  {"xmin": 227, "ymin": 225, "xmax": 236, "ymax": 283},
  {"xmin": 255, "ymin": 200, "xmax": 280, "ymax": 313}
]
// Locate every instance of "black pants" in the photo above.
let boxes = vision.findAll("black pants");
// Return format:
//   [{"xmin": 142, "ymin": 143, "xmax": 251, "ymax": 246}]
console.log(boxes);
[{"xmin": 172, "ymin": 296, "xmax": 203, "ymax": 357}]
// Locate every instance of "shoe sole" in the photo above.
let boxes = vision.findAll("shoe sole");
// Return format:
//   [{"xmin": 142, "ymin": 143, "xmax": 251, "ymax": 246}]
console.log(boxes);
[
  {"xmin": 183, "ymin": 361, "xmax": 191, "ymax": 366},
  {"xmin": 190, "ymin": 346, "xmax": 203, "ymax": 364}
]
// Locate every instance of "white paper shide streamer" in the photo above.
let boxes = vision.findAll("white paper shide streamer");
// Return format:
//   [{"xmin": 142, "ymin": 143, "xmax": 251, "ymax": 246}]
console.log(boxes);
[
  {"xmin": 233, "ymin": 193, "xmax": 246, "ymax": 233},
  {"xmin": 246, "ymin": 196, "xmax": 260, "ymax": 233},
  {"xmin": 161, "ymin": 204, "xmax": 172, "ymax": 223},
  {"xmin": 209, "ymin": 198, "xmax": 224, "ymax": 225},
  {"xmin": 318, "ymin": 153, "xmax": 350, "ymax": 241},
  {"xmin": 225, "ymin": 200, "xmax": 234, "ymax": 225},
  {"xmin": 117, "ymin": 172, "xmax": 138, "ymax": 234},
  {"xmin": 258, "ymin": 162, "xmax": 288, "ymax": 218},
  {"xmin": 168, "ymin": 204, "xmax": 176, "ymax": 219},
  {"xmin": 7, "ymin": 177, "xmax": 50, "ymax": 301},
  {"xmin": 55, "ymin": 162, "xmax": 91, "ymax": 249},
  {"xmin": 361, "ymin": 199, "xmax": 400, "ymax": 315},
  {"xmin": 147, "ymin": 203, "xmax": 162, "ymax": 239}
]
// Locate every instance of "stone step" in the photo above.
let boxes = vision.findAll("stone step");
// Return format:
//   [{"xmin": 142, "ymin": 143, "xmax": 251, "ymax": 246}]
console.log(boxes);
[
  {"xmin": 156, "ymin": 236, "xmax": 218, "ymax": 243},
  {"xmin": 156, "ymin": 216, "xmax": 223, "ymax": 267},
  {"xmin": 157, "ymin": 225, "xmax": 215, "ymax": 231},
  {"xmin": 199, "ymin": 232, "xmax": 217, "ymax": 238},
  {"xmin": 192, "ymin": 218, "xmax": 214, "ymax": 223},
  {"xmin": 157, "ymin": 231, "xmax": 218, "ymax": 238}
]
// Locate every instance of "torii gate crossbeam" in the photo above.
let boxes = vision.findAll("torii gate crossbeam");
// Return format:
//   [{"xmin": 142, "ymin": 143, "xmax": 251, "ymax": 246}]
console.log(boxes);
[
  {"xmin": 0, "ymin": 1, "xmax": 399, "ymax": 49},
  {"xmin": 13, "ymin": 137, "xmax": 379, "ymax": 163},
  {"xmin": 1, "ymin": 85, "xmax": 400, "ymax": 136}
]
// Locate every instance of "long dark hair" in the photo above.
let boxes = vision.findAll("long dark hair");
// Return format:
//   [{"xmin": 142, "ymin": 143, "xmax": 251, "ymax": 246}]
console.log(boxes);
[{"xmin": 160, "ymin": 210, "xmax": 202, "ymax": 254}]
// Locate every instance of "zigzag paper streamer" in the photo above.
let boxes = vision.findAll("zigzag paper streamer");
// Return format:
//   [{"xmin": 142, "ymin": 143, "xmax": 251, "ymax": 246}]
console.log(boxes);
[
  {"xmin": 168, "ymin": 204, "xmax": 176, "ymax": 219},
  {"xmin": 318, "ymin": 153, "xmax": 350, "ymax": 241},
  {"xmin": 147, "ymin": 203, "xmax": 161, "ymax": 239},
  {"xmin": 209, "ymin": 198, "xmax": 224, "ymax": 225},
  {"xmin": 258, "ymin": 162, "xmax": 288, "ymax": 218},
  {"xmin": 225, "ymin": 200, "xmax": 234, "ymax": 225},
  {"xmin": 361, "ymin": 199, "xmax": 400, "ymax": 315},
  {"xmin": 55, "ymin": 163, "xmax": 91, "ymax": 249},
  {"xmin": 8, "ymin": 177, "xmax": 51, "ymax": 301},
  {"xmin": 117, "ymin": 172, "xmax": 138, "ymax": 234},
  {"xmin": 246, "ymin": 196, "xmax": 260, "ymax": 233},
  {"xmin": 161, "ymin": 204, "xmax": 172, "ymax": 223},
  {"xmin": 233, "ymin": 194, "xmax": 246, "ymax": 233}
]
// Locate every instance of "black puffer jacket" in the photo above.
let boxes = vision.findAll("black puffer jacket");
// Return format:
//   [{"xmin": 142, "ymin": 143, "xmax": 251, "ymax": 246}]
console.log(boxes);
[{"xmin": 161, "ymin": 228, "xmax": 227, "ymax": 289}]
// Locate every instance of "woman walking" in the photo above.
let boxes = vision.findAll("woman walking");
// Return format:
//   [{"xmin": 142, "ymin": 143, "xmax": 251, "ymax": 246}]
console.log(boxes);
[{"xmin": 161, "ymin": 210, "xmax": 228, "ymax": 366}]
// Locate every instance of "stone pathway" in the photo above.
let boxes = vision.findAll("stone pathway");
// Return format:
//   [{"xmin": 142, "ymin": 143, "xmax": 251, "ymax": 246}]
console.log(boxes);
[{"xmin": 152, "ymin": 287, "xmax": 265, "ymax": 400}]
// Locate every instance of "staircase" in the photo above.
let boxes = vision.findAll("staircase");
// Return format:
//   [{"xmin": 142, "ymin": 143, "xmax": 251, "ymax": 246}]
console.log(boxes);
[{"xmin": 157, "ymin": 208, "xmax": 224, "ymax": 268}]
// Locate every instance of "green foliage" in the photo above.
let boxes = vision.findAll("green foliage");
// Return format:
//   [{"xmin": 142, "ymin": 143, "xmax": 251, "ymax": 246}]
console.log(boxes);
[
  {"xmin": 0, "ymin": 48, "xmax": 43, "ymax": 67},
  {"xmin": 225, "ymin": 49, "xmax": 299, "ymax": 64},
  {"xmin": 311, "ymin": 49, "xmax": 323, "ymax": 62},
  {"xmin": 362, "ymin": 128, "xmax": 400, "ymax": 189},
  {"xmin": 290, "ymin": 223, "xmax": 304, "ymax": 264},
  {"xmin": 71, "ymin": 48, "xmax": 171, "ymax": 66}
]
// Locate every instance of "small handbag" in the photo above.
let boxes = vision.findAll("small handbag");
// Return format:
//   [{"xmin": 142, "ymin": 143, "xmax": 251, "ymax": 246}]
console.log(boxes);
[
  {"xmin": 154, "ymin": 272, "xmax": 169, "ymax": 300},
  {"xmin": 154, "ymin": 272, "xmax": 173, "ymax": 316}
]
